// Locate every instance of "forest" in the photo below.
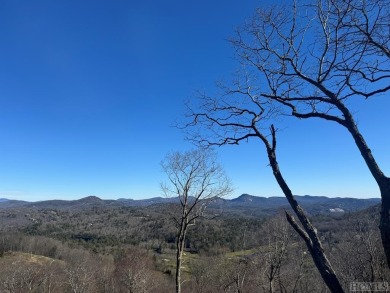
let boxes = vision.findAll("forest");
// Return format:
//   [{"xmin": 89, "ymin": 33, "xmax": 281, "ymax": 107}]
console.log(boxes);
[{"xmin": 0, "ymin": 196, "xmax": 387, "ymax": 292}]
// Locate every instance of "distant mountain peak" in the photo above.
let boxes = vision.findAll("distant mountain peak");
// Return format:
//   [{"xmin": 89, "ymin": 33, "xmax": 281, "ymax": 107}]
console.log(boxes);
[
  {"xmin": 232, "ymin": 194, "xmax": 264, "ymax": 203},
  {"xmin": 77, "ymin": 196, "xmax": 102, "ymax": 203},
  {"xmin": 117, "ymin": 198, "xmax": 134, "ymax": 202},
  {"xmin": 240, "ymin": 194, "xmax": 254, "ymax": 201}
]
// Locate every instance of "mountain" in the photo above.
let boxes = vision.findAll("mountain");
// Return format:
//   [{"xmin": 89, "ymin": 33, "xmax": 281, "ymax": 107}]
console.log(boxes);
[
  {"xmin": 0, "ymin": 199, "xmax": 28, "ymax": 208},
  {"xmin": 0, "ymin": 198, "xmax": 9, "ymax": 202},
  {"xmin": 218, "ymin": 194, "xmax": 380, "ymax": 215},
  {"xmin": 228, "ymin": 194, "xmax": 380, "ymax": 208},
  {"xmin": 117, "ymin": 197, "xmax": 179, "ymax": 206},
  {"xmin": 0, "ymin": 194, "xmax": 381, "ymax": 216},
  {"xmin": 230, "ymin": 194, "xmax": 287, "ymax": 206}
]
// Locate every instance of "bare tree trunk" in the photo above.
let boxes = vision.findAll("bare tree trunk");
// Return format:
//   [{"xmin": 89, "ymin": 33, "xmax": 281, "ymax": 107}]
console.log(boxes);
[
  {"xmin": 339, "ymin": 106, "xmax": 390, "ymax": 269},
  {"xmin": 262, "ymin": 127, "xmax": 344, "ymax": 293},
  {"xmin": 175, "ymin": 241, "xmax": 183, "ymax": 293},
  {"xmin": 176, "ymin": 220, "xmax": 186, "ymax": 293},
  {"xmin": 379, "ymin": 181, "xmax": 390, "ymax": 270},
  {"xmin": 268, "ymin": 156, "xmax": 344, "ymax": 292},
  {"xmin": 268, "ymin": 275, "xmax": 274, "ymax": 293},
  {"xmin": 176, "ymin": 248, "xmax": 182, "ymax": 293}
]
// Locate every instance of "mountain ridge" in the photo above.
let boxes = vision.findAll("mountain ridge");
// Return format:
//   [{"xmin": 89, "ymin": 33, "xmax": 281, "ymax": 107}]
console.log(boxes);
[{"xmin": 0, "ymin": 194, "xmax": 380, "ymax": 215}]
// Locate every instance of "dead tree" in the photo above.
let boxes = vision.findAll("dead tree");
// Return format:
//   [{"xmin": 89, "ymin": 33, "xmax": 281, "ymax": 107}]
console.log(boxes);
[{"xmin": 161, "ymin": 149, "xmax": 232, "ymax": 293}]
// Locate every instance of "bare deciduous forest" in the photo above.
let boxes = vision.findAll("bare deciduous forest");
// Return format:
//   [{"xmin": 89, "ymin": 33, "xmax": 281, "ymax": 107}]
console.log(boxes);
[{"xmin": 0, "ymin": 197, "xmax": 388, "ymax": 292}]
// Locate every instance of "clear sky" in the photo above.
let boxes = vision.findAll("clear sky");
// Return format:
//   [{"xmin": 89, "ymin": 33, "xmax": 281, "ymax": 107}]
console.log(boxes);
[{"xmin": 0, "ymin": 0, "xmax": 388, "ymax": 201}]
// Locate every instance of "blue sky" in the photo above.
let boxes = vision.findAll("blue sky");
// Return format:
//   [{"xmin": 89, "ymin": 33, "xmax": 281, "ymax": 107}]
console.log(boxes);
[{"xmin": 0, "ymin": 0, "xmax": 388, "ymax": 201}]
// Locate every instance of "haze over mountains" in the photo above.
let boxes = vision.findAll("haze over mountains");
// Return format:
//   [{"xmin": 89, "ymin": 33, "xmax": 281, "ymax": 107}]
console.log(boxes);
[{"xmin": 0, "ymin": 194, "xmax": 380, "ymax": 216}]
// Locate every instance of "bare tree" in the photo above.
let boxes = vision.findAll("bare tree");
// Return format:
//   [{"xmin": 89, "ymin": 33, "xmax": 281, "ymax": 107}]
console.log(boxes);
[
  {"xmin": 261, "ymin": 214, "xmax": 290, "ymax": 293},
  {"xmin": 114, "ymin": 247, "xmax": 156, "ymax": 293},
  {"xmin": 228, "ymin": 0, "xmax": 390, "ymax": 268},
  {"xmin": 65, "ymin": 250, "xmax": 97, "ymax": 293},
  {"xmin": 161, "ymin": 149, "xmax": 232, "ymax": 293},
  {"xmin": 184, "ymin": 75, "xmax": 343, "ymax": 291},
  {"xmin": 330, "ymin": 212, "xmax": 390, "ymax": 288}
]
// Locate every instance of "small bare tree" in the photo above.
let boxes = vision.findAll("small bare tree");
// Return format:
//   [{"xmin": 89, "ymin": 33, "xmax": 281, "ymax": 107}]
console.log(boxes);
[
  {"xmin": 114, "ymin": 247, "xmax": 156, "ymax": 293},
  {"xmin": 65, "ymin": 250, "xmax": 97, "ymax": 293},
  {"xmin": 161, "ymin": 149, "xmax": 232, "ymax": 293},
  {"xmin": 261, "ymin": 214, "xmax": 290, "ymax": 293}
]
